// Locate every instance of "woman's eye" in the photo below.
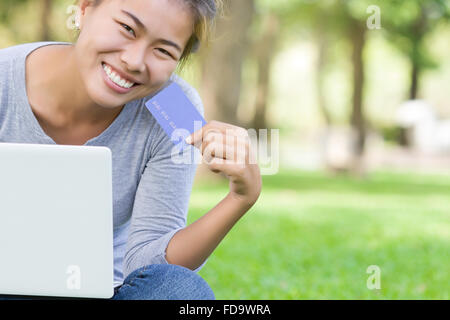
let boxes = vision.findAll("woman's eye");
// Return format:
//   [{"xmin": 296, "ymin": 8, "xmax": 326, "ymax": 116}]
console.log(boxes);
[
  {"xmin": 121, "ymin": 23, "xmax": 135, "ymax": 37},
  {"xmin": 158, "ymin": 49, "xmax": 173, "ymax": 58}
]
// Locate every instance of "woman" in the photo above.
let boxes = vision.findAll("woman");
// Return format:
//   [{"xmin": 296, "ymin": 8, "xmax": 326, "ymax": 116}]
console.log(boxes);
[{"xmin": 0, "ymin": 0, "xmax": 261, "ymax": 300}]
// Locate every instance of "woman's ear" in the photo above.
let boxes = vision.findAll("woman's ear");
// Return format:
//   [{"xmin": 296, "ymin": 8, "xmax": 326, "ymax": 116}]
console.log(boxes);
[{"xmin": 77, "ymin": 0, "xmax": 97, "ymax": 29}]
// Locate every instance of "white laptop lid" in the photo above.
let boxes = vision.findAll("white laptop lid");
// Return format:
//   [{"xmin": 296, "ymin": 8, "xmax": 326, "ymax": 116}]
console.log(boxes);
[{"xmin": 0, "ymin": 143, "xmax": 114, "ymax": 299}]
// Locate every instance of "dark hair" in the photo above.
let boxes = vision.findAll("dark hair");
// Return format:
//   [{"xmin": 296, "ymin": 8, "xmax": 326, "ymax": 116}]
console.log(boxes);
[{"xmin": 73, "ymin": 0, "xmax": 220, "ymax": 69}]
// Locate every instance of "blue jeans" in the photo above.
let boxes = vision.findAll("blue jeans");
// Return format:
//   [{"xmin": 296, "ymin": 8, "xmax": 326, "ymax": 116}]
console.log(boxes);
[{"xmin": 0, "ymin": 264, "xmax": 215, "ymax": 300}]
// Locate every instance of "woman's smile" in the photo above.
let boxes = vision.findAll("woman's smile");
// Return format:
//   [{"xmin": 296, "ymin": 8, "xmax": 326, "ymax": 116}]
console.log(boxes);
[{"xmin": 101, "ymin": 61, "xmax": 141, "ymax": 94}]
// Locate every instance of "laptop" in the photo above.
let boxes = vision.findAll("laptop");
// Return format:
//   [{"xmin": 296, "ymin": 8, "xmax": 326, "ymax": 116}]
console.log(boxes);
[{"xmin": 0, "ymin": 143, "xmax": 114, "ymax": 299}]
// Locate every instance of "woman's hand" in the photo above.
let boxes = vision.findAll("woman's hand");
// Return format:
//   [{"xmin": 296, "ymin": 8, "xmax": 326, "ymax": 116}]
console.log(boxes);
[{"xmin": 185, "ymin": 120, "xmax": 262, "ymax": 208}]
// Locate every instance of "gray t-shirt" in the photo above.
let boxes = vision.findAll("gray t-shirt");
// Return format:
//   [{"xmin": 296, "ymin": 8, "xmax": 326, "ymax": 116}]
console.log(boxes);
[{"xmin": 0, "ymin": 41, "xmax": 206, "ymax": 287}]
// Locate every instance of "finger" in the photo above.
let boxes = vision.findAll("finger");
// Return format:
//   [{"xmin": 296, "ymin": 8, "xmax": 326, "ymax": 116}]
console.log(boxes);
[
  {"xmin": 192, "ymin": 130, "xmax": 231, "ymax": 155},
  {"xmin": 223, "ymin": 134, "xmax": 249, "ymax": 150},
  {"xmin": 200, "ymin": 133, "xmax": 249, "ymax": 159},
  {"xmin": 186, "ymin": 126, "xmax": 222, "ymax": 149},
  {"xmin": 207, "ymin": 120, "xmax": 244, "ymax": 135},
  {"xmin": 206, "ymin": 157, "xmax": 246, "ymax": 176},
  {"xmin": 185, "ymin": 125, "xmax": 207, "ymax": 146},
  {"xmin": 198, "ymin": 130, "xmax": 222, "ymax": 154},
  {"xmin": 223, "ymin": 135, "xmax": 250, "ymax": 164},
  {"xmin": 203, "ymin": 143, "xmax": 235, "ymax": 162},
  {"xmin": 199, "ymin": 134, "xmax": 249, "ymax": 163},
  {"xmin": 185, "ymin": 121, "xmax": 248, "ymax": 146},
  {"xmin": 203, "ymin": 141, "xmax": 248, "ymax": 166}
]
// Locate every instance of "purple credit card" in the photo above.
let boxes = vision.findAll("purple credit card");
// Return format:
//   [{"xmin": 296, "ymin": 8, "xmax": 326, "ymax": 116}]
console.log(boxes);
[{"xmin": 145, "ymin": 82, "xmax": 207, "ymax": 147}]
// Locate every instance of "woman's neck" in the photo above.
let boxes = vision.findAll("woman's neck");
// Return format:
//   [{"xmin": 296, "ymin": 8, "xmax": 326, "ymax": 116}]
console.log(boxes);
[{"xmin": 26, "ymin": 44, "xmax": 122, "ymax": 129}]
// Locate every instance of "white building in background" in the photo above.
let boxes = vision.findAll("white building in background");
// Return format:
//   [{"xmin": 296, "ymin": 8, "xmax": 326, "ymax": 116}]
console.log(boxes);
[{"xmin": 395, "ymin": 100, "xmax": 450, "ymax": 155}]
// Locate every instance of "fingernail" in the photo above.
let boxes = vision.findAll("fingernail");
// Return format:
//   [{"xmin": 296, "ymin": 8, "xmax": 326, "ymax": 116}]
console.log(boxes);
[{"xmin": 185, "ymin": 136, "xmax": 192, "ymax": 144}]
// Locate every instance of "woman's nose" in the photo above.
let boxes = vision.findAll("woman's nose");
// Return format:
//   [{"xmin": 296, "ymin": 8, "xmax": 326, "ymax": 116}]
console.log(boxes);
[{"xmin": 120, "ymin": 45, "xmax": 146, "ymax": 73}]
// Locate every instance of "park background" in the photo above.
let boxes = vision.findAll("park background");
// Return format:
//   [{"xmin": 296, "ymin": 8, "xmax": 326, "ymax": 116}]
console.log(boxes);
[{"xmin": 1, "ymin": 0, "xmax": 449, "ymax": 299}]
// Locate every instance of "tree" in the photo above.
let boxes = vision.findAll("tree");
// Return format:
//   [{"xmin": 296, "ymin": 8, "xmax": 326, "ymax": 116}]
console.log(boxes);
[
  {"xmin": 40, "ymin": 0, "xmax": 54, "ymax": 41},
  {"xmin": 199, "ymin": 0, "xmax": 255, "ymax": 126},
  {"xmin": 381, "ymin": 0, "xmax": 450, "ymax": 100},
  {"xmin": 251, "ymin": 12, "xmax": 280, "ymax": 132},
  {"xmin": 288, "ymin": 0, "xmax": 372, "ymax": 175},
  {"xmin": 0, "ymin": 0, "xmax": 29, "ymax": 24},
  {"xmin": 0, "ymin": 0, "xmax": 55, "ymax": 43}
]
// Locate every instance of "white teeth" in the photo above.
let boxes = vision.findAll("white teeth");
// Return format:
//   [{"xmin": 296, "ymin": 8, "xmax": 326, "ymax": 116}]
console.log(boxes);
[{"xmin": 102, "ymin": 63, "xmax": 134, "ymax": 89}]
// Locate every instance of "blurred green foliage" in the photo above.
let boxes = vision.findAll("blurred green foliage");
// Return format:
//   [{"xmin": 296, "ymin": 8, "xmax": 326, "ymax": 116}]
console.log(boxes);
[
  {"xmin": 379, "ymin": 125, "xmax": 407, "ymax": 145},
  {"xmin": 0, "ymin": 0, "xmax": 29, "ymax": 23},
  {"xmin": 191, "ymin": 169, "xmax": 450, "ymax": 299}
]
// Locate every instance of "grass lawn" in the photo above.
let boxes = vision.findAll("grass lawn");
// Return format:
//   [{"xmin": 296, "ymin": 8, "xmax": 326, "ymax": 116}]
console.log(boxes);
[{"xmin": 188, "ymin": 169, "xmax": 450, "ymax": 299}]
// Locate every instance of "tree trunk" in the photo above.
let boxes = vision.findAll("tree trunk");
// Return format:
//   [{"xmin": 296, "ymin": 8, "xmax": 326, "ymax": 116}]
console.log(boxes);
[
  {"xmin": 40, "ymin": 0, "xmax": 52, "ymax": 41},
  {"xmin": 409, "ymin": 7, "xmax": 426, "ymax": 100},
  {"xmin": 410, "ymin": 50, "xmax": 420, "ymax": 100},
  {"xmin": 349, "ymin": 19, "xmax": 367, "ymax": 176},
  {"xmin": 316, "ymin": 27, "xmax": 337, "ymax": 172},
  {"xmin": 252, "ymin": 13, "xmax": 279, "ymax": 132},
  {"xmin": 199, "ymin": 0, "xmax": 255, "ymax": 126},
  {"xmin": 316, "ymin": 28, "xmax": 332, "ymax": 126}
]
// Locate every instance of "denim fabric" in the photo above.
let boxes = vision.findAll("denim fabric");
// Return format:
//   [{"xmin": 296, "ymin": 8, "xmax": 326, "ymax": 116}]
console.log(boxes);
[
  {"xmin": 112, "ymin": 264, "xmax": 215, "ymax": 300},
  {"xmin": 0, "ymin": 264, "xmax": 215, "ymax": 300}
]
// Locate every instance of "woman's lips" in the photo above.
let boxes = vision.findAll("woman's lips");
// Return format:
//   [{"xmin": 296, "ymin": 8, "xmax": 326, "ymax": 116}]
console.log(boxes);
[{"xmin": 101, "ymin": 62, "xmax": 139, "ymax": 94}]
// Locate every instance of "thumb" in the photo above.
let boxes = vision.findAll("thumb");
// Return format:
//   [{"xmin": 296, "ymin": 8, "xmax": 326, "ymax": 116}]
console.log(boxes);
[
  {"xmin": 185, "ymin": 129, "xmax": 200, "ymax": 145},
  {"xmin": 185, "ymin": 133, "xmax": 194, "ymax": 145},
  {"xmin": 185, "ymin": 125, "xmax": 207, "ymax": 145}
]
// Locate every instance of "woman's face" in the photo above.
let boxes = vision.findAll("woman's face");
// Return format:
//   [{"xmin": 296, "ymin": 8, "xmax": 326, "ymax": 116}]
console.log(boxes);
[{"xmin": 75, "ymin": 0, "xmax": 194, "ymax": 109}]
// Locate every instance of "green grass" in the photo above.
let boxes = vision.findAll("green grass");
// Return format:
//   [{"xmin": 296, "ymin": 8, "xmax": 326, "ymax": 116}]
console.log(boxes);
[{"xmin": 187, "ymin": 169, "xmax": 450, "ymax": 299}]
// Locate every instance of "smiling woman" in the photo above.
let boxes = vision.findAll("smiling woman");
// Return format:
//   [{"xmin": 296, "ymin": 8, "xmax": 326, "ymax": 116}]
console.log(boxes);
[
  {"xmin": 72, "ymin": 0, "xmax": 218, "ymax": 70},
  {"xmin": 0, "ymin": 0, "xmax": 262, "ymax": 301},
  {"xmin": 68, "ymin": 0, "xmax": 217, "ymax": 113}
]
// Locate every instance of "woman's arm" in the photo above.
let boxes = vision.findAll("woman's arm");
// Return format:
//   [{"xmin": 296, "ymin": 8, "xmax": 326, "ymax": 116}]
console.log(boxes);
[
  {"xmin": 166, "ymin": 120, "xmax": 262, "ymax": 270},
  {"xmin": 166, "ymin": 192, "xmax": 255, "ymax": 270},
  {"xmin": 123, "ymin": 77, "xmax": 208, "ymax": 279},
  {"xmin": 122, "ymin": 131, "xmax": 200, "ymax": 279}
]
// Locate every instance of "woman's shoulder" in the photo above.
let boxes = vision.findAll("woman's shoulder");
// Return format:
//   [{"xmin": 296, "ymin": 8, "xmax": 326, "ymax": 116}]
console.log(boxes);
[
  {"xmin": 0, "ymin": 41, "xmax": 70, "ymax": 65},
  {"xmin": 0, "ymin": 43, "xmax": 41, "ymax": 95},
  {"xmin": 0, "ymin": 42, "xmax": 36, "ymax": 64}
]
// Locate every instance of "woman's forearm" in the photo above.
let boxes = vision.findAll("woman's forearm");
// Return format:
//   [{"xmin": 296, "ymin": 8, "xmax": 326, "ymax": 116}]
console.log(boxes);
[{"xmin": 165, "ymin": 192, "xmax": 255, "ymax": 270}]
